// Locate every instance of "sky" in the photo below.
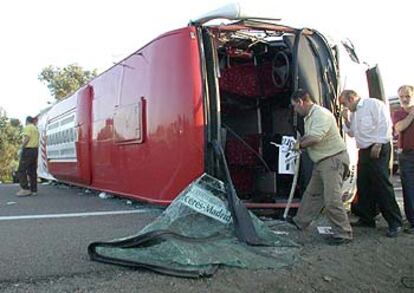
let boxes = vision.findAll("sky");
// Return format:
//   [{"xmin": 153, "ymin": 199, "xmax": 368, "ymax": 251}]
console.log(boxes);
[{"xmin": 0, "ymin": 0, "xmax": 413, "ymax": 123}]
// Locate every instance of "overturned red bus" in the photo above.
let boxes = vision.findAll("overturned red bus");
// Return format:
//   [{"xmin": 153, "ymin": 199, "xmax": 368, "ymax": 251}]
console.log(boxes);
[{"xmin": 38, "ymin": 5, "xmax": 385, "ymax": 208}]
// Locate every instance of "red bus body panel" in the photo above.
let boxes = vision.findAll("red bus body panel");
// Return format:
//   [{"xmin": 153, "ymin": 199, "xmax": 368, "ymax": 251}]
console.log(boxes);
[
  {"xmin": 46, "ymin": 27, "xmax": 205, "ymax": 204},
  {"xmin": 76, "ymin": 86, "xmax": 93, "ymax": 185}
]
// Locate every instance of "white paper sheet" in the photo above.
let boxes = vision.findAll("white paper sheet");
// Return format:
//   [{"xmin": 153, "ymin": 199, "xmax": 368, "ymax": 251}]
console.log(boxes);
[{"xmin": 278, "ymin": 136, "xmax": 298, "ymax": 175}]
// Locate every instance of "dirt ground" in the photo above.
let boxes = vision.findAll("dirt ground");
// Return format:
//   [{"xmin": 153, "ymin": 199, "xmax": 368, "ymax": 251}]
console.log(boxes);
[{"xmin": 1, "ymin": 176, "xmax": 413, "ymax": 293}]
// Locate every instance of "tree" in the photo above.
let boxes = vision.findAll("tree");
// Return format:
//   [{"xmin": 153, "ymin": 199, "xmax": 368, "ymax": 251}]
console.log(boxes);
[
  {"xmin": 0, "ymin": 110, "xmax": 22, "ymax": 183},
  {"xmin": 38, "ymin": 64, "xmax": 98, "ymax": 101}
]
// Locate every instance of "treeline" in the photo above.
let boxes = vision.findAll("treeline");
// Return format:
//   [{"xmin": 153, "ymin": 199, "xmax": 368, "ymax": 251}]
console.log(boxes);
[
  {"xmin": 0, "ymin": 110, "xmax": 22, "ymax": 183},
  {"xmin": 0, "ymin": 64, "xmax": 97, "ymax": 183}
]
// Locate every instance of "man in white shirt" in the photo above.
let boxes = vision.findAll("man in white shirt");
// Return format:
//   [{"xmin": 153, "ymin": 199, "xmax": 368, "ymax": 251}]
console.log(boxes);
[{"xmin": 339, "ymin": 90, "xmax": 402, "ymax": 237}]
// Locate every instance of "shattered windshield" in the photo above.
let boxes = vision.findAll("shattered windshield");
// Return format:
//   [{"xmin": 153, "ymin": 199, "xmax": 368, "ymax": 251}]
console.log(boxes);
[{"xmin": 89, "ymin": 174, "xmax": 300, "ymax": 278}]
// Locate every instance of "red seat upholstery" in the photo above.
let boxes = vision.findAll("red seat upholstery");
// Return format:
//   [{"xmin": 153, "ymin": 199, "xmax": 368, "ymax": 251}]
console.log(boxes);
[
  {"xmin": 229, "ymin": 167, "xmax": 254, "ymax": 195},
  {"xmin": 225, "ymin": 134, "xmax": 260, "ymax": 166},
  {"xmin": 219, "ymin": 62, "xmax": 284, "ymax": 97}
]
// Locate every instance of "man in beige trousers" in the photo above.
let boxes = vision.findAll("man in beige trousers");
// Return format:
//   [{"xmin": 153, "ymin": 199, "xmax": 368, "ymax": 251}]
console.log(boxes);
[{"xmin": 289, "ymin": 90, "xmax": 352, "ymax": 245}]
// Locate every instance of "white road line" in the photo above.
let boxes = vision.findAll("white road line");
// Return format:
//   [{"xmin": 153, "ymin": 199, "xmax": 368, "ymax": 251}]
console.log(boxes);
[{"xmin": 0, "ymin": 209, "xmax": 151, "ymax": 221}]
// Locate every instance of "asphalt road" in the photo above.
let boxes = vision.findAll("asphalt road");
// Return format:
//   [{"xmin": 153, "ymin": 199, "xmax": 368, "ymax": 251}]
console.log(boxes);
[{"xmin": 0, "ymin": 183, "xmax": 163, "ymax": 283}]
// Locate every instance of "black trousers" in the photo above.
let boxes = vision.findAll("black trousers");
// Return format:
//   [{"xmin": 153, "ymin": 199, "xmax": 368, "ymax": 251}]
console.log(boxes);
[
  {"xmin": 399, "ymin": 151, "xmax": 414, "ymax": 226},
  {"xmin": 354, "ymin": 143, "xmax": 402, "ymax": 228},
  {"xmin": 17, "ymin": 148, "xmax": 38, "ymax": 192}
]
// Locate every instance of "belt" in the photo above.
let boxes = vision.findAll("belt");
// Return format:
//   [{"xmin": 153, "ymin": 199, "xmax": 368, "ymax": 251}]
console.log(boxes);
[
  {"xmin": 317, "ymin": 150, "xmax": 346, "ymax": 164},
  {"xmin": 360, "ymin": 142, "xmax": 390, "ymax": 151}
]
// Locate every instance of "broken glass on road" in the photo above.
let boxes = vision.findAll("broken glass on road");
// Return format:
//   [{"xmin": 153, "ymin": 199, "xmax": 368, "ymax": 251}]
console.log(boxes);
[{"xmin": 89, "ymin": 174, "xmax": 300, "ymax": 278}]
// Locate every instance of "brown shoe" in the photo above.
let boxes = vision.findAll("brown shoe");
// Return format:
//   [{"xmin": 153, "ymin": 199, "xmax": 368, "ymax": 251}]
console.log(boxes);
[
  {"xmin": 16, "ymin": 189, "xmax": 32, "ymax": 196},
  {"xmin": 326, "ymin": 236, "xmax": 352, "ymax": 246}
]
